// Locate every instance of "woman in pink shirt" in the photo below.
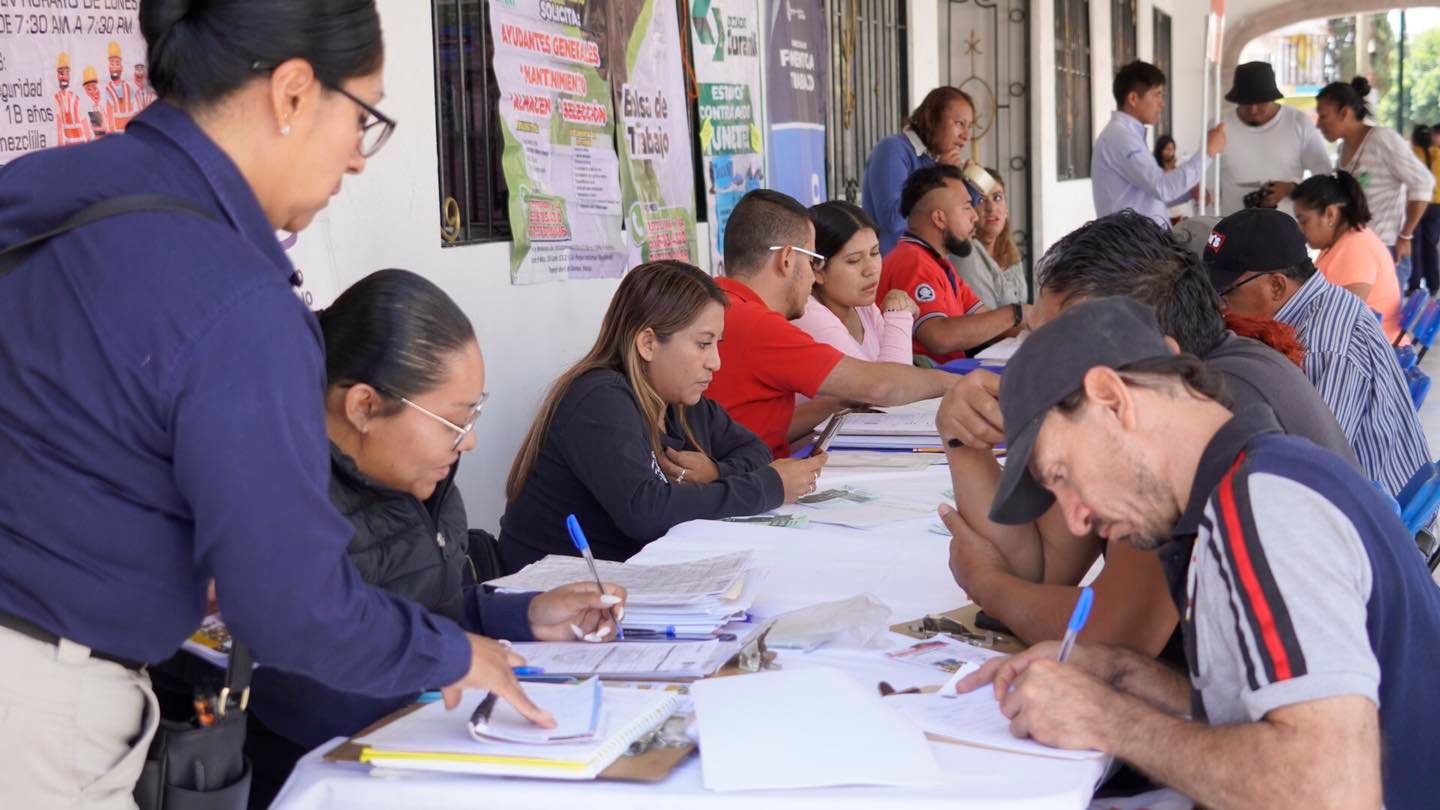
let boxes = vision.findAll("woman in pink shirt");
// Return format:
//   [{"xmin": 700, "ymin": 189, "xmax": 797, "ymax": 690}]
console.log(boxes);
[
  {"xmin": 794, "ymin": 201, "xmax": 919, "ymax": 361},
  {"xmin": 1291, "ymin": 170, "xmax": 1403, "ymax": 341}
]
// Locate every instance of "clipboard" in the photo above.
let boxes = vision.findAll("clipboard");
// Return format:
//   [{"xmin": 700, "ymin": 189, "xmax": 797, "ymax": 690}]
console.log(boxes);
[
  {"xmin": 324, "ymin": 699, "xmax": 695, "ymax": 782},
  {"xmin": 891, "ymin": 604, "xmax": 1026, "ymax": 655}
]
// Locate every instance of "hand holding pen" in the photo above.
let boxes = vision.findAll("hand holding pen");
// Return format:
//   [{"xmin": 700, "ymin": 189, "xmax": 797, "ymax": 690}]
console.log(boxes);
[{"xmin": 566, "ymin": 514, "xmax": 625, "ymax": 640}]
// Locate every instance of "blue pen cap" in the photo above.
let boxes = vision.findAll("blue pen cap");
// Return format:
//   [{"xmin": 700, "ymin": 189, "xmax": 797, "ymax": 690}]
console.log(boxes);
[
  {"xmin": 565, "ymin": 514, "xmax": 590, "ymax": 552},
  {"xmin": 1067, "ymin": 587, "xmax": 1094, "ymax": 634}
]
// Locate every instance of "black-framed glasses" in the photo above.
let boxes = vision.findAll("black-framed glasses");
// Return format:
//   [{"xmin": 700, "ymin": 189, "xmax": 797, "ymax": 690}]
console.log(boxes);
[
  {"xmin": 250, "ymin": 61, "xmax": 396, "ymax": 158},
  {"xmin": 1217, "ymin": 271, "xmax": 1274, "ymax": 301},
  {"xmin": 330, "ymin": 84, "xmax": 396, "ymax": 158}
]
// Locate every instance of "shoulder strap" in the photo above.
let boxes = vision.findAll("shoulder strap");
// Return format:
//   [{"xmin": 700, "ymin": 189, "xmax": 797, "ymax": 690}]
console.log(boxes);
[{"xmin": 0, "ymin": 193, "xmax": 216, "ymax": 277}]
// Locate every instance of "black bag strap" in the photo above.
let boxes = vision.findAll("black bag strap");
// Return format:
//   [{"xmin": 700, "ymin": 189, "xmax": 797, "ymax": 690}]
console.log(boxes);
[
  {"xmin": 218, "ymin": 641, "xmax": 252, "ymax": 717},
  {"xmin": 0, "ymin": 193, "xmax": 216, "ymax": 276}
]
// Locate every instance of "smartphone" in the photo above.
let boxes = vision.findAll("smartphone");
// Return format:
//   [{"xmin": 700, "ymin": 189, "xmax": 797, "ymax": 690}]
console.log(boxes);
[{"xmin": 803, "ymin": 411, "xmax": 850, "ymax": 457}]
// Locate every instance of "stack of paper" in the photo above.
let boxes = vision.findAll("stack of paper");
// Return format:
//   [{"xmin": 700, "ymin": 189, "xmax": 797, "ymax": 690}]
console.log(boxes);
[
  {"xmin": 486, "ymin": 551, "xmax": 755, "ymax": 636},
  {"xmin": 831, "ymin": 410, "xmax": 943, "ymax": 450},
  {"xmin": 506, "ymin": 639, "xmax": 731, "ymax": 681},
  {"xmin": 470, "ymin": 678, "xmax": 602, "ymax": 744},
  {"xmin": 356, "ymin": 683, "xmax": 680, "ymax": 780},
  {"xmin": 886, "ymin": 689, "xmax": 1103, "ymax": 761}
]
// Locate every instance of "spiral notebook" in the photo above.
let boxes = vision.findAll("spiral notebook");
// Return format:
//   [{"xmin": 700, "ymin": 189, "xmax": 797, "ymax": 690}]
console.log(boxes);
[{"xmin": 352, "ymin": 684, "xmax": 681, "ymax": 781}]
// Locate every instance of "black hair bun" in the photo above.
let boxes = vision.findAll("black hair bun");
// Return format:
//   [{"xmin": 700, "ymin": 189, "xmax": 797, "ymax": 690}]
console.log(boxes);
[{"xmin": 1351, "ymin": 76, "xmax": 1372, "ymax": 97}]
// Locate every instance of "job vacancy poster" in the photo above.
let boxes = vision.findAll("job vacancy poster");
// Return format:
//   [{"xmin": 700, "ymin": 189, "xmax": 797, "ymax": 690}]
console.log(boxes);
[
  {"xmin": 689, "ymin": 0, "xmax": 765, "ymax": 275},
  {"xmin": 490, "ymin": 0, "xmax": 628, "ymax": 285},
  {"xmin": 0, "ymin": 4, "xmax": 149, "ymax": 166}
]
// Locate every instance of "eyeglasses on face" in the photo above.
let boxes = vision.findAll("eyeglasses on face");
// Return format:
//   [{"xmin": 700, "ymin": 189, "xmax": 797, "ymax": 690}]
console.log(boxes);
[
  {"xmin": 249, "ymin": 61, "xmax": 397, "ymax": 158},
  {"xmin": 768, "ymin": 244, "xmax": 826, "ymax": 271},
  {"xmin": 369, "ymin": 385, "xmax": 489, "ymax": 451},
  {"xmin": 1217, "ymin": 271, "xmax": 1274, "ymax": 301}
]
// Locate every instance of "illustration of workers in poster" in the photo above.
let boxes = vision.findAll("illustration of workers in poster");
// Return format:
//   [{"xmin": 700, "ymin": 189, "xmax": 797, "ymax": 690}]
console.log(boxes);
[
  {"xmin": 135, "ymin": 62, "xmax": 157, "ymax": 110},
  {"xmin": 81, "ymin": 66, "xmax": 107, "ymax": 138},
  {"xmin": 53, "ymin": 53, "xmax": 95, "ymax": 146},
  {"xmin": 102, "ymin": 41, "xmax": 140, "ymax": 132}
]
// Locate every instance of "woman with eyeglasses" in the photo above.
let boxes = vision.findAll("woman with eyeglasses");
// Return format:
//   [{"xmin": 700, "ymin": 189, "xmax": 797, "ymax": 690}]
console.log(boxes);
[
  {"xmin": 0, "ymin": 2, "xmax": 553, "ymax": 804},
  {"xmin": 498, "ymin": 261, "xmax": 827, "ymax": 572},
  {"xmin": 242, "ymin": 269, "xmax": 624, "ymax": 805}
]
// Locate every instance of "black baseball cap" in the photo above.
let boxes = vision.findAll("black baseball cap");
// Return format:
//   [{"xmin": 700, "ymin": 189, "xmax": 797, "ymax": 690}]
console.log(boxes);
[
  {"xmin": 1201, "ymin": 208, "xmax": 1309, "ymax": 292},
  {"xmin": 989, "ymin": 297, "xmax": 1174, "ymax": 525}
]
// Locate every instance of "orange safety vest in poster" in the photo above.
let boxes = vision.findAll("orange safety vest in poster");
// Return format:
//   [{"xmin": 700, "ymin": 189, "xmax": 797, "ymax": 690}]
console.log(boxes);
[
  {"xmin": 54, "ymin": 90, "xmax": 92, "ymax": 145},
  {"xmin": 103, "ymin": 80, "xmax": 138, "ymax": 132}
]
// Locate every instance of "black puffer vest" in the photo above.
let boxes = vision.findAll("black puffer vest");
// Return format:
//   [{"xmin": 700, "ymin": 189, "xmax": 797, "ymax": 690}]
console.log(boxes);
[{"xmin": 329, "ymin": 444, "xmax": 472, "ymax": 621}]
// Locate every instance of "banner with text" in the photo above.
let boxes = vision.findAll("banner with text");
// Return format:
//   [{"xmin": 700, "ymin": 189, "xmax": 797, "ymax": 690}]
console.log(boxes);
[
  {"xmin": 0, "ymin": 6, "xmax": 150, "ymax": 166},
  {"xmin": 490, "ymin": 0, "xmax": 626, "ymax": 285},
  {"xmin": 690, "ymin": 0, "xmax": 765, "ymax": 275},
  {"xmin": 763, "ymin": 0, "xmax": 826, "ymax": 205},
  {"xmin": 611, "ymin": 0, "xmax": 697, "ymax": 267}
]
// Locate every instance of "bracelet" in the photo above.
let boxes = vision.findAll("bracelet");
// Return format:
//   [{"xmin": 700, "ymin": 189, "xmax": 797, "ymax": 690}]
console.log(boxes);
[
  {"xmin": 1010, "ymin": 303, "xmax": 1023, "ymax": 327},
  {"xmin": 1399, "ymin": 233, "xmax": 1414, "ymax": 241}
]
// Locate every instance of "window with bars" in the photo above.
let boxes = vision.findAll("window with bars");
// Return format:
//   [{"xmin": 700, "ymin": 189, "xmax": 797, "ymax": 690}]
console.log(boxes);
[
  {"xmin": 827, "ymin": 0, "xmax": 908, "ymax": 204},
  {"xmin": 1153, "ymin": 8, "xmax": 1173, "ymax": 137},
  {"xmin": 1111, "ymin": 0, "xmax": 1136, "ymax": 71},
  {"xmin": 1055, "ymin": 0, "xmax": 1092, "ymax": 180},
  {"xmin": 433, "ymin": 0, "xmax": 510, "ymax": 246}
]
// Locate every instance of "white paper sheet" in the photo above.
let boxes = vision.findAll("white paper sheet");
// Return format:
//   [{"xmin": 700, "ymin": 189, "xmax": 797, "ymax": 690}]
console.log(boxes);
[
  {"xmin": 470, "ymin": 678, "xmax": 602, "ymax": 744},
  {"xmin": 884, "ymin": 636, "xmax": 1004, "ymax": 674},
  {"xmin": 690, "ymin": 667, "xmax": 943, "ymax": 791},
  {"xmin": 507, "ymin": 641, "xmax": 723, "ymax": 679},
  {"xmin": 824, "ymin": 451, "xmax": 947, "ymax": 469},
  {"xmin": 974, "ymin": 335, "xmax": 1024, "ymax": 362},
  {"xmin": 837, "ymin": 412, "xmax": 941, "ymax": 436},
  {"xmin": 486, "ymin": 551, "xmax": 751, "ymax": 604},
  {"xmin": 886, "ymin": 690, "xmax": 1104, "ymax": 761}
]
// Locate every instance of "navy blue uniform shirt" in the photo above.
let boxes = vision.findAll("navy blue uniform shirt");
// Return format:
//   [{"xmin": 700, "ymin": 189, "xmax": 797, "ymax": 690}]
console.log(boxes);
[{"xmin": 0, "ymin": 102, "xmax": 471, "ymax": 697}]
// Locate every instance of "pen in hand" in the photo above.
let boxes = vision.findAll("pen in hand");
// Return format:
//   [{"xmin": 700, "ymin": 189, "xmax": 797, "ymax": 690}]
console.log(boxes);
[
  {"xmin": 1056, "ymin": 586, "xmax": 1094, "ymax": 664},
  {"xmin": 565, "ymin": 514, "xmax": 624, "ymax": 640}
]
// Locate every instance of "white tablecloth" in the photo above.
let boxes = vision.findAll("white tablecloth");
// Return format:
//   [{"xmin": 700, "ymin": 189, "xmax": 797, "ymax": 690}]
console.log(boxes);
[{"xmin": 271, "ymin": 465, "xmax": 1108, "ymax": 809}]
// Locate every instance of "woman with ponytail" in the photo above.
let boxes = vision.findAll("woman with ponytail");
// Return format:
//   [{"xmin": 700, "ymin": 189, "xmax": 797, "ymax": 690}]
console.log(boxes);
[
  {"xmin": 1291, "ymin": 170, "xmax": 1404, "ymax": 340},
  {"xmin": 1314, "ymin": 77, "xmax": 1435, "ymax": 261},
  {"xmin": 0, "ymin": 3, "xmax": 529, "ymax": 804}
]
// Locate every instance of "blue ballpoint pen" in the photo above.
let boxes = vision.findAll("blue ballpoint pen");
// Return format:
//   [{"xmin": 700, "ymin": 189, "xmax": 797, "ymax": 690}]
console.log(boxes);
[
  {"xmin": 565, "ymin": 514, "xmax": 624, "ymax": 639},
  {"xmin": 1056, "ymin": 586, "xmax": 1094, "ymax": 664}
]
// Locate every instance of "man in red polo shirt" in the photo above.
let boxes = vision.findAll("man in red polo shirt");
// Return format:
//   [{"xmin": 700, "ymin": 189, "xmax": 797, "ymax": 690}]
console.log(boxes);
[
  {"xmin": 709, "ymin": 189, "xmax": 958, "ymax": 457},
  {"xmin": 879, "ymin": 165, "xmax": 1029, "ymax": 364}
]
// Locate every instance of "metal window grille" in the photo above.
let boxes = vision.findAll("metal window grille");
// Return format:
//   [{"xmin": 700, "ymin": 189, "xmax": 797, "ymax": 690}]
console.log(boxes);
[
  {"xmin": 1111, "ymin": 0, "xmax": 1136, "ymax": 71},
  {"xmin": 1153, "ymin": 8, "xmax": 1172, "ymax": 137},
  {"xmin": 828, "ymin": 0, "xmax": 909, "ymax": 204},
  {"xmin": 433, "ymin": 0, "xmax": 511, "ymax": 246},
  {"xmin": 1055, "ymin": 0, "xmax": 1092, "ymax": 180}
]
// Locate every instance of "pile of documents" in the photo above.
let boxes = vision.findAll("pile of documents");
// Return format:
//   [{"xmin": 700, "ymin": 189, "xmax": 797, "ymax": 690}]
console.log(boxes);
[
  {"xmin": 486, "ymin": 551, "xmax": 756, "ymax": 637},
  {"xmin": 831, "ymin": 407, "xmax": 943, "ymax": 451}
]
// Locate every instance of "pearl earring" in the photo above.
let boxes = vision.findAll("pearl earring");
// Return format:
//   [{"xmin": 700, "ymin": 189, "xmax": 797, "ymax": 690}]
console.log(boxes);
[{"xmin": 280, "ymin": 120, "xmax": 291, "ymax": 136}]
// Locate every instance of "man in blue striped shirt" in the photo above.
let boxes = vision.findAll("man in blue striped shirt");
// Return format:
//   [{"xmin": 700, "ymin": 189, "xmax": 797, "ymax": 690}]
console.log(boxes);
[{"xmin": 1203, "ymin": 208, "xmax": 1430, "ymax": 497}]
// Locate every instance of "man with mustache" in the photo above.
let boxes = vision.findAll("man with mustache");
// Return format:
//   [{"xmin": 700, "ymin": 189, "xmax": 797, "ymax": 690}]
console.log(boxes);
[
  {"xmin": 52, "ymin": 52, "xmax": 93, "ymax": 145},
  {"xmin": 102, "ymin": 41, "xmax": 140, "ymax": 133}
]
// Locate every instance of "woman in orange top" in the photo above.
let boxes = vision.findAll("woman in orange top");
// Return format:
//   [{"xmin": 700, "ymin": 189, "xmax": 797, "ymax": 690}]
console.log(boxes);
[{"xmin": 1291, "ymin": 170, "xmax": 1403, "ymax": 341}]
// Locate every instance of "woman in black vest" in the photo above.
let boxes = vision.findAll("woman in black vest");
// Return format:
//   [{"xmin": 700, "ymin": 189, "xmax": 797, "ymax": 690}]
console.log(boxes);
[{"xmin": 244, "ymin": 269, "xmax": 624, "ymax": 805}]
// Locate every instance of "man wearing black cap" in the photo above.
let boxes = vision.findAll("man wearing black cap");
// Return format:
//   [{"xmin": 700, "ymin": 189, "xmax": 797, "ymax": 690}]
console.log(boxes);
[
  {"xmin": 948, "ymin": 297, "xmax": 1440, "ymax": 808},
  {"xmin": 1204, "ymin": 207, "xmax": 1430, "ymax": 499},
  {"xmin": 1219, "ymin": 62, "xmax": 1332, "ymax": 216}
]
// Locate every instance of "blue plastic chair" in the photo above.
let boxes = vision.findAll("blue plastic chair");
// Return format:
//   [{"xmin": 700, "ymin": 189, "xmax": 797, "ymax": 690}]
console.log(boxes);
[
  {"xmin": 1395, "ymin": 289, "xmax": 1430, "ymax": 346},
  {"xmin": 1398, "ymin": 463, "xmax": 1440, "ymax": 536},
  {"xmin": 1395, "ymin": 344, "xmax": 1419, "ymax": 372},
  {"xmin": 1414, "ymin": 300, "xmax": 1440, "ymax": 362},
  {"xmin": 1406, "ymin": 366, "xmax": 1431, "ymax": 410}
]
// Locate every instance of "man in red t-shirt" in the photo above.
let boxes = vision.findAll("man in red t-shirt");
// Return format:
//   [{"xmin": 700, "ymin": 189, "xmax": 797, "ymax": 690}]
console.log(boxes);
[
  {"xmin": 708, "ymin": 189, "xmax": 958, "ymax": 457},
  {"xmin": 879, "ymin": 165, "xmax": 1029, "ymax": 365}
]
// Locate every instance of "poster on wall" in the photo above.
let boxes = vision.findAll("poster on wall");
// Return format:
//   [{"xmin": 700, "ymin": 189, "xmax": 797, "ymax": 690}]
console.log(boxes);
[
  {"xmin": 763, "ymin": 0, "xmax": 827, "ymax": 206},
  {"xmin": 610, "ymin": 0, "xmax": 697, "ymax": 268},
  {"xmin": 689, "ymin": 0, "xmax": 765, "ymax": 275},
  {"xmin": 490, "ymin": 0, "xmax": 627, "ymax": 285},
  {"xmin": 0, "ymin": 12, "xmax": 151, "ymax": 167}
]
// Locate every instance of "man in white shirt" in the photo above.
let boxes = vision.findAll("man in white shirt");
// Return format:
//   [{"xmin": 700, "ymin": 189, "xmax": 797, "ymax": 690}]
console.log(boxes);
[
  {"xmin": 1092, "ymin": 61, "xmax": 1227, "ymax": 228},
  {"xmin": 1219, "ymin": 62, "xmax": 1332, "ymax": 215}
]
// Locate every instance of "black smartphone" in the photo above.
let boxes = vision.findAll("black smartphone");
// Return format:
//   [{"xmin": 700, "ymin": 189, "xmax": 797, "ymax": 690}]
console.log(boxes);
[{"xmin": 804, "ymin": 411, "xmax": 850, "ymax": 457}]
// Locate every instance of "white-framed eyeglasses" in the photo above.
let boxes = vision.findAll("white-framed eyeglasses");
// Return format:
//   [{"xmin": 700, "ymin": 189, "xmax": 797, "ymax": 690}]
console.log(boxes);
[
  {"xmin": 768, "ymin": 244, "xmax": 825, "ymax": 270},
  {"xmin": 374, "ymin": 385, "xmax": 489, "ymax": 451}
]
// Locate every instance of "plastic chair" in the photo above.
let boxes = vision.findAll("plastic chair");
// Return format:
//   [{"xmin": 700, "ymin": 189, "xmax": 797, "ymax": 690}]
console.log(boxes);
[
  {"xmin": 1414, "ymin": 300, "xmax": 1440, "ymax": 362},
  {"xmin": 1406, "ymin": 366, "xmax": 1431, "ymax": 410},
  {"xmin": 1394, "ymin": 289, "xmax": 1430, "ymax": 346},
  {"xmin": 1394, "ymin": 343, "xmax": 1418, "ymax": 372},
  {"xmin": 1397, "ymin": 463, "xmax": 1440, "ymax": 537}
]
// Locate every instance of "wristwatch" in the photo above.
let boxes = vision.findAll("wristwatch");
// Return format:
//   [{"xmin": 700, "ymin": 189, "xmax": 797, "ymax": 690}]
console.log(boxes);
[{"xmin": 1010, "ymin": 303, "xmax": 1023, "ymax": 327}]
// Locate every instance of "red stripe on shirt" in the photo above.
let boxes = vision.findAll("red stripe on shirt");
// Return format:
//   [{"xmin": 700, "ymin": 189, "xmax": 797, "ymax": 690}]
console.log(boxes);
[{"xmin": 1217, "ymin": 455, "xmax": 1294, "ymax": 681}]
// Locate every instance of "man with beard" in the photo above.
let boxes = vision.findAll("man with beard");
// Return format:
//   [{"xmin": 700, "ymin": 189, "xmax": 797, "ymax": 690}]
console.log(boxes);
[
  {"xmin": 52, "ymin": 52, "xmax": 93, "ymax": 145},
  {"xmin": 951, "ymin": 296, "xmax": 1440, "ymax": 808},
  {"xmin": 101, "ymin": 41, "xmax": 140, "ymax": 133},
  {"xmin": 878, "ymin": 165, "xmax": 1029, "ymax": 365},
  {"xmin": 708, "ymin": 189, "xmax": 959, "ymax": 457},
  {"xmin": 1218, "ymin": 62, "xmax": 1332, "ymax": 216}
]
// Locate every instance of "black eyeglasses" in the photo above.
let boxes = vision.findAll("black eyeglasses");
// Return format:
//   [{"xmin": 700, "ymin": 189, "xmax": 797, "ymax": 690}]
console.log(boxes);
[
  {"xmin": 1217, "ymin": 272, "xmax": 1274, "ymax": 300},
  {"xmin": 250, "ymin": 61, "xmax": 396, "ymax": 158}
]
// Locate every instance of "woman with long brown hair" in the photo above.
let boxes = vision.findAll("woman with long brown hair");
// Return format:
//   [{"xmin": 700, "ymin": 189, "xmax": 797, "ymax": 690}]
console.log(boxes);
[
  {"xmin": 498, "ymin": 261, "xmax": 826, "ymax": 571},
  {"xmin": 956, "ymin": 167, "xmax": 1029, "ymax": 309}
]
